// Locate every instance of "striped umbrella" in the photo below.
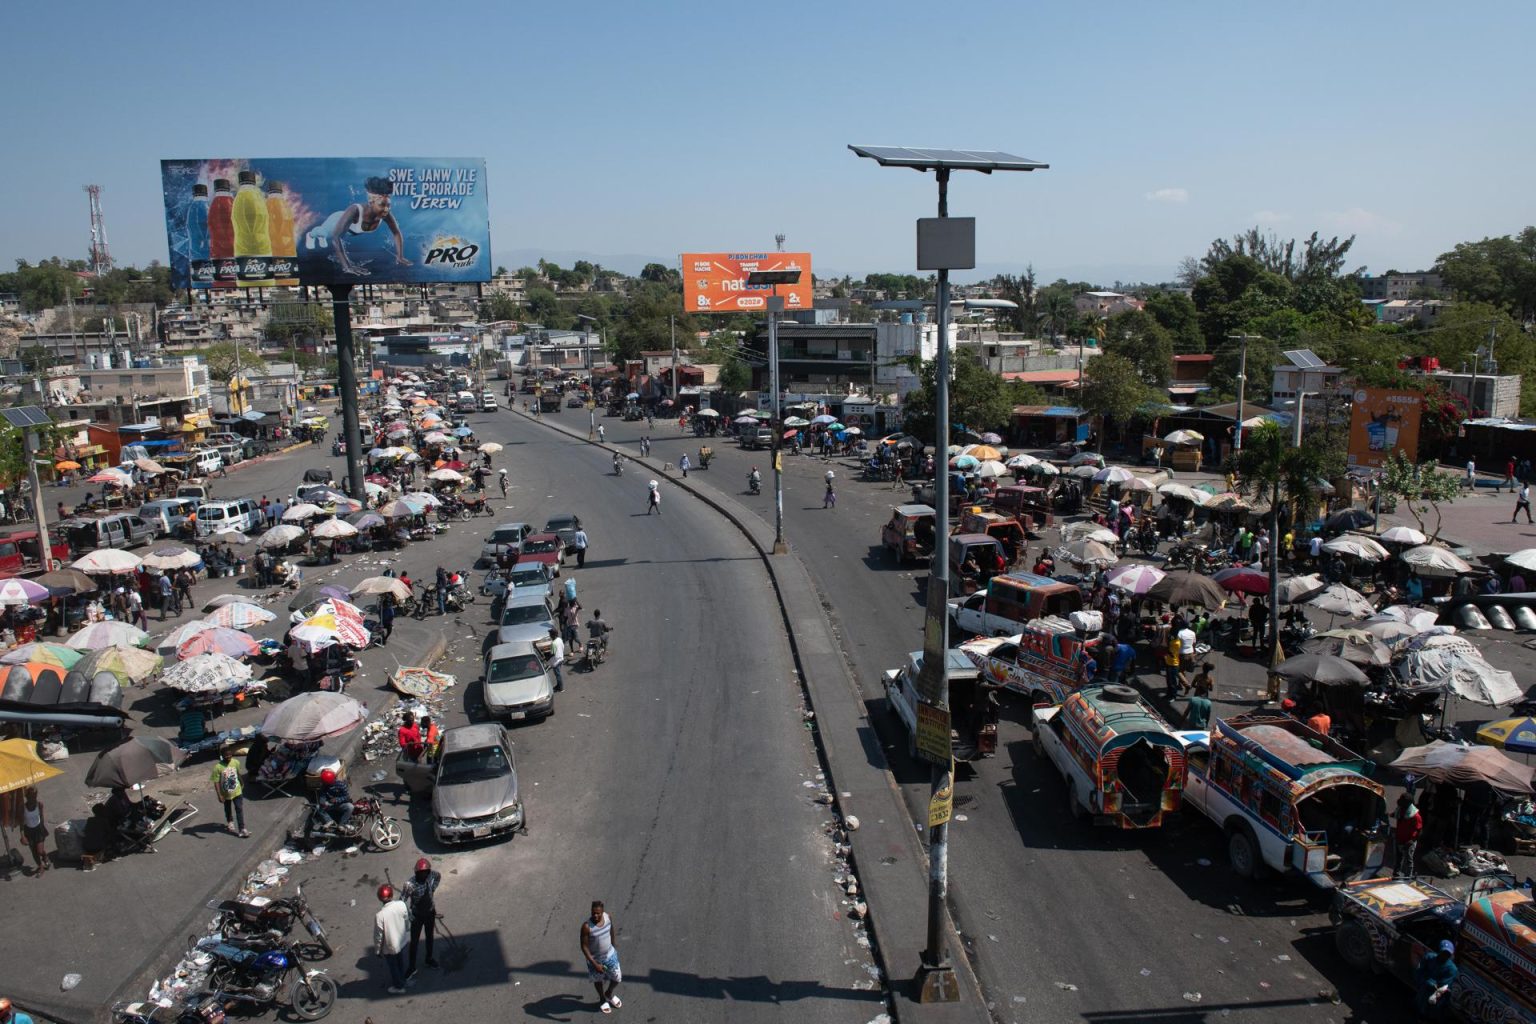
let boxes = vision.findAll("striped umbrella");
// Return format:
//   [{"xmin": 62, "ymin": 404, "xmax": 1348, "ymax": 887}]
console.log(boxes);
[
  {"xmin": 204, "ymin": 602, "xmax": 277, "ymax": 630},
  {"xmin": 1105, "ymin": 564, "xmax": 1167, "ymax": 595},
  {"xmin": 177, "ymin": 625, "xmax": 260, "ymax": 661},
  {"xmin": 0, "ymin": 578, "xmax": 52, "ymax": 606},
  {"xmin": 74, "ymin": 645, "xmax": 164, "ymax": 685},
  {"xmin": 0, "ymin": 643, "xmax": 83, "ymax": 669}
]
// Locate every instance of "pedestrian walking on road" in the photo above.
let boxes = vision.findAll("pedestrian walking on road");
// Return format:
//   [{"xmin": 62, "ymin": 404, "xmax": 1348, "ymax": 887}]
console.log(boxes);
[
  {"xmin": 646, "ymin": 481, "xmax": 661, "ymax": 516},
  {"xmin": 1504, "ymin": 458, "xmax": 1517, "ymax": 492},
  {"xmin": 379, "ymin": 597, "xmax": 395, "ymax": 646},
  {"xmin": 211, "ymin": 748, "xmax": 249, "ymax": 837},
  {"xmin": 823, "ymin": 470, "xmax": 836, "ymax": 510},
  {"xmin": 498, "ymin": 469, "xmax": 509, "ymax": 499},
  {"xmin": 1394, "ymin": 793, "xmax": 1422, "ymax": 877},
  {"xmin": 374, "ymin": 885, "xmax": 410, "ymax": 994},
  {"xmin": 403, "ymin": 857, "xmax": 441, "ymax": 977},
  {"xmin": 128, "ymin": 587, "xmax": 147, "ymax": 630},
  {"xmin": 435, "ymin": 566, "xmax": 447, "ymax": 616},
  {"xmin": 157, "ymin": 573, "xmax": 175, "ymax": 620},
  {"xmin": 1514, "ymin": 483, "xmax": 1533, "ymax": 524},
  {"xmin": 174, "ymin": 569, "xmax": 193, "ymax": 614},
  {"xmin": 571, "ymin": 525, "xmax": 589, "ymax": 568},
  {"xmin": 20, "ymin": 786, "xmax": 49, "ymax": 876},
  {"xmin": 679, "ymin": 453, "xmax": 690, "ymax": 478},
  {"xmin": 581, "ymin": 901, "xmax": 623, "ymax": 1014},
  {"xmin": 1465, "ymin": 458, "xmax": 1476, "ymax": 489},
  {"xmin": 547, "ymin": 626, "xmax": 565, "ymax": 691}
]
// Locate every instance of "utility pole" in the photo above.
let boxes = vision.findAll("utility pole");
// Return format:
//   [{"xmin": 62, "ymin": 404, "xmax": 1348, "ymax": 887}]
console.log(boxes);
[
  {"xmin": 1229, "ymin": 334, "xmax": 1256, "ymax": 455},
  {"xmin": 670, "ymin": 315, "xmax": 679, "ymax": 404}
]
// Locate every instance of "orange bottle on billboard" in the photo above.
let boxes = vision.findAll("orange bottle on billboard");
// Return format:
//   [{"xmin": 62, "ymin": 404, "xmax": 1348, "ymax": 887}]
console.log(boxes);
[{"xmin": 265, "ymin": 181, "xmax": 298, "ymax": 286}]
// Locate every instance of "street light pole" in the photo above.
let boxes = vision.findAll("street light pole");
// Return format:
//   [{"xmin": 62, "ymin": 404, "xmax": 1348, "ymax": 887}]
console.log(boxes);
[
  {"xmin": 746, "ymin": 269, "xmax": 803, "ymax": 557},
  {"xmin": 1231, "ymin": 333, "xmax": 1251, "ymax": 455}
]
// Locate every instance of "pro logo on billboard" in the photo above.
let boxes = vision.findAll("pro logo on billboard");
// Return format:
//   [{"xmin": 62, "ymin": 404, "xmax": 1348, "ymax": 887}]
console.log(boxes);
[{"xmin": 161, "ymin": 157, "xmax": 492, "ymax": 289}]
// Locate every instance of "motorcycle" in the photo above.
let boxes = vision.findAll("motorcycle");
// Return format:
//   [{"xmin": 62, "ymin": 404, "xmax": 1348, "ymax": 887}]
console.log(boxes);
[
  {"xmin": 435, "ymin": 500, "xmax": 473, "ymax": 523},
  {"xmin": 412, "ymin": 581, "xmax": 469, "ymax": 618},
  {"xmin": 747, "ymin": 474, "xmax": 761, "ymax": 495},
  {"xmin": 585, "ymin": 632, "xmax": 610, "ymax": 668},
  {"xmin": 208, "ymin": 881, "xmax": 333, "ymax": 957},
  {"xmin": 295, "ymin": 795, "xmax": 402, "ymax": 851},
  {"xmin": 613, "ymin": 455, "xmax": 624, "ymax": 477},
  {"xmin": 194, "ymin": 933, "xmax": 337, "ymax": 1020}
]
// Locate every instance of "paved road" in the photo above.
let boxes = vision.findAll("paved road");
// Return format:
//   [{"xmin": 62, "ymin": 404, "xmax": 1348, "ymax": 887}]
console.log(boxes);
[{"xmin": 591, "ymin": 415, "xmax": 1424, "ymax": 1023}]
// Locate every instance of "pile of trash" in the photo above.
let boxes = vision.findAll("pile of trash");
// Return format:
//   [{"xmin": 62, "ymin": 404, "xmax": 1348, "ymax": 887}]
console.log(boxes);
[
  {"xmin": 1419, "ymin": 845, "xmax": 1511, "ymax": 879},
  {"xmin": 362, "ymin": 691, "xmax": 451, "ymax": 762}
]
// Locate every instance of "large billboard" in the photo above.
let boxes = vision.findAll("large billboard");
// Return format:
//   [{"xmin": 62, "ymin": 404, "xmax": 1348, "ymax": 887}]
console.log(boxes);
[
  {"xmin": 161, "ymin": 157, "xmax": 491, "ymax": 289},
  {"xmin": 1347, "ymin": 387, "xmax": 1424, "ymax": 469},
  {"xmin": 681, "ymin": 252, "xmax": 813, "ymax": 313}
]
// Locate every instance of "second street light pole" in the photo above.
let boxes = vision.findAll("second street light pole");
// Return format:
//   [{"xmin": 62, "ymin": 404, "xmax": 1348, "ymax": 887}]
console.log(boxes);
[{"xmin": 746, "ymin": 269, "xmax": 803, "ymax": 556}]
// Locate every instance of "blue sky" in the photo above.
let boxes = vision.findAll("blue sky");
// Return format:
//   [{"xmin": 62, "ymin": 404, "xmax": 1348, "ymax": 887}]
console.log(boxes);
[{"xmin": 6, "ymin": 0, "xmax": 1533, "ymax": 284}]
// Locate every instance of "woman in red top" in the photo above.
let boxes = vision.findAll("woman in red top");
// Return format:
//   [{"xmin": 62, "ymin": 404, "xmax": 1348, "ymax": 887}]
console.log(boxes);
[{"xmin": 397, "ymin": 711, "xmax": 424, "ymax": 762}]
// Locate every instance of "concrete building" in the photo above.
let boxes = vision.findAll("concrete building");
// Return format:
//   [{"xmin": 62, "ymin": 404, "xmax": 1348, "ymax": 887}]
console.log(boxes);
[
  {"xmin": 1426, "ymin": 371, "xmax": 1521, "ymax": 419},
  {"xmin": 1359, "ymin": 271, "xmax": 1443, "ymax": 301},
  {"xmin": 873, "ymin": 320, "xmax": 961, "ymax": 398},
  {"xmin": 1074, "ymin": 291, "xmax": 1144, "ymax": 318},
  {"xmin": 1378, "ymin": 299, "xmax": 1450, "ymax": 325},
  {"xmin": 1270, "ymin": 349, "xmax": 1347, "ymax": 405},
  {"xmin": 750, "ymin": 320, "xmax": 878, "ymax": 394}
]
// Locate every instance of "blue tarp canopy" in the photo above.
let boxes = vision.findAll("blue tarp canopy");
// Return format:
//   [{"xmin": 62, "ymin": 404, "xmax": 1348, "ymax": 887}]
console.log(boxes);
[{"xmin": 1042, "ymin": 407, "xmax": 1084, "ymax": 418}]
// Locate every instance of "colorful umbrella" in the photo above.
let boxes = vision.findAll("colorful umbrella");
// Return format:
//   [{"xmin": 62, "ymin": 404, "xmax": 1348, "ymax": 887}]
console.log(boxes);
[
  {"xmin": 0, "ymin": 643, "xmax": 83, "ymax": 669},
  {"xmin": 162, "ymin": 653, "xmax": 253, "ymax": 693},
  {"xmin": 378, "ymin": 499, "xmax": 417, "ymax": 518},
  {"xmin": 0, "ymin": 578, "xmax": 52, "ymax": 606},
  {"xmin": 0, "ymin": 738, "xmax": 62, "ymax": 794},
  {"xmin": 177, "ymin": 625, "xmax": 260, "ymax": 661},
  {"xmin": 349, "ymin": 512, "xmax": 387, "ymax": 530},
  {"xmin": 87, "ymin": 468, "xmax": 133, "ymax": 487},
  {"xmin": 967, "ymin": 445, "xmax": 1003, "ymax": 462},
  {"xmin": 950, "ymin": 455, "xmax": 979, "ymax": 471},
  {"xmin": 74, "ymin": 644, "xmax": 163, "ymax": 684},
  {"xmin": 54, "ymin": 460, "xmax": 81, "ymax": 472},
  {"xmin": 292, "ymin": 605, "xmax": 370, "ymax": 649},
  {"xmin": 66, "ymin": 620, "xmax": 149, "ymax": 650},
  {"xmin": 1476, "ymin": 718, "xmax": 1536, "ymax": 755},
  {"xmin": 204, "ymin": 601, "xmax": 277, "ymax": 630}
]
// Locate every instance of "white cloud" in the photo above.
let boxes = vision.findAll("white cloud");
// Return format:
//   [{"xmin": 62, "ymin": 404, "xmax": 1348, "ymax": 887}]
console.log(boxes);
[
  {"xmin": 1144, "ymin": 187, "xmax": 1189, "ymax": 204},
  {"xmin": 1252, "ymin": 210, "xmax": 1292, "ymax": 224},
  {"xmin": 1324, "ymin": 206, "xmax": 1403, "ymax": 235}
]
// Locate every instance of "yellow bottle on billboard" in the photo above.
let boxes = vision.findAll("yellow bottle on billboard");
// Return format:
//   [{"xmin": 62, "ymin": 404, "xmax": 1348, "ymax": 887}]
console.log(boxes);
[
  {"xmin": 231, "ymin": 169, "xmax": 272, "ymax": 286},
  {"xmin": 264, "ymin": 181, "xmax": 298, "ymax": 286}
]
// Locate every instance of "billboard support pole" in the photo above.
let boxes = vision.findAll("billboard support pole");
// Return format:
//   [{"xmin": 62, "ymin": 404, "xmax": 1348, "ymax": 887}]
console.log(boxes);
[{"xmin": 327, "ymin": 284, "xmax": 366, "ymax": 503}]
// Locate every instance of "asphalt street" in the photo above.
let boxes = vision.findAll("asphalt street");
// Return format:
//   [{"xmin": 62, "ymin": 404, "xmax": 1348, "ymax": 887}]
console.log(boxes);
[
  {"xmin": 588, "ymin": 413, "xmax": 1423, "ymax": 1024},
  {"xmin": 9, "ymin": 406, "xmax": 885, "ymax": 1023}
]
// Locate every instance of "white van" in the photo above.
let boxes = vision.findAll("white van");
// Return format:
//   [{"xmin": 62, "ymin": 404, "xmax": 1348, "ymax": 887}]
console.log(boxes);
[
  {"xmin": 190, "ymin": 450, "xmax": 224, "ymax": 476},
  {"xmin": 195, "ymin": 498, "xmax": 262, "ymax": 536}
]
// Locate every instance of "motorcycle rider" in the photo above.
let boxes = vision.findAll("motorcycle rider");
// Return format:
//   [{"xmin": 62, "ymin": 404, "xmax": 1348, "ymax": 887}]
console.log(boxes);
[
  {"xmin": 434, "ymin": 566, "xmax": 448, "ymax": 616},
  {"xmin": 612, "ymin": 452, "xmax": 623, "ymax": 476},
  {"xmin": 586, "ymin": 610, "xmax": 612, "ymax": 660},
  {"xmin": 403, "ymin": 857, "xmax": 441, "ymax": 976},
  {"xmin": 315, "ymin": 768, "xmax": 354, "ymax": 832},
  {"xmin": 748, "ymin": 466, "xmax": 761, "ymax": 494}
]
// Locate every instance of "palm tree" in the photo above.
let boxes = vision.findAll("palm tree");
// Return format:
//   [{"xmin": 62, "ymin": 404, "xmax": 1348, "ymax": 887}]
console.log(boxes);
[
  {"xmin": 1039, "ymin": 292, "xmax": 1076, "ymax": 341},
  {"xmin": 1232, "ymin": 420, "xmax": 1327, "ymax": 665}
]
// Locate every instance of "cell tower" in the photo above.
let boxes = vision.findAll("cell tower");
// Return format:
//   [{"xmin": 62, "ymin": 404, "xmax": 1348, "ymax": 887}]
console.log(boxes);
[
  {"xmin": 85, "ymin": 184, "xmax": 113, "ymax": 275},
  {"xmin": 775, "ymin": 233, "xmax": 785, "ymax": 252}
]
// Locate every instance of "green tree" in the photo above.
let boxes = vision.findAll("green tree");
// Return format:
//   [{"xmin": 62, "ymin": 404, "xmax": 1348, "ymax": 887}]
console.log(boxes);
[
  {"xmin": 1102, "ymin": 309, "xmax": 1173, "ymax": 388},
  {"xmin": 901, "ymin": 351, "xmax": 1014, "ymax": 440},
  {"xmin": 993, "ymin": 269, "xmax": 1038, "ymax": 334},
  {"xmin": 1205, "ymin": 332, "xmax": 1281, "ymax": 406},
  {"xmin": 718, "ymin": 357, "xmax": 750, "ymax": 393},
  {"xmin": 1435, "ymin": 227, "xmax": 1536, "ymax": 320},
  {"xmin": 639, "ymin": 263, "xmax": 678, "ymax": 286},
  {"xmin": 1079, "ymin": 352, "xmax": 1156, "ymax": 426},
  {"xmin": 1233, "ymin": 420, "xmax": 1331, "ymax": 660},
  {"xmin": 1144, "ymin": 290, "xmax": 1204, "ymax": 353},
  {"xmin": 1037, "ymin": 286, "xmax": 1077, "ymax": 341},
  {"xmin": 524, "ymin": 287, "xmax": 563, "ymax": 326},
  {"xmin": 1192, "ymin": 254, "xmax": 1293, "ymax": 352},
  {"xmin": 1377, "ymin": 449, "xmax": 1463, "ymax": 541},
  {"xmin": 480, "ymin": 293, "xmax": 519, "ymax": 322}
]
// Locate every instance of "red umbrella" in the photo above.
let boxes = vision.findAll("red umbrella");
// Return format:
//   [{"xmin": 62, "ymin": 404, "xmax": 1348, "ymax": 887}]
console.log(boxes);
[{"xmin": 1212, "ymin": 566, "xmax": 1270, "ymax": 595}]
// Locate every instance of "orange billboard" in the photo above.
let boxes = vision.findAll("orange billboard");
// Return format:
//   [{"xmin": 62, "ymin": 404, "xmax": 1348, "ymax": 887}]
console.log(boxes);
[
  {"xmin": 1347, "ymin": 387, "xmax": 1423, "ymax": 469},
  {"xmin": 681, "ymin": 252, "xmax": 813, "ymax": 313}
]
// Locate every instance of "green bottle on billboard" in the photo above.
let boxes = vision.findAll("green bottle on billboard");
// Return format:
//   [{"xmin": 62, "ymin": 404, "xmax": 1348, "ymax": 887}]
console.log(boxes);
[{"xmin": 232, "ymin": 169, "xmax": 272, "ymax": 286}]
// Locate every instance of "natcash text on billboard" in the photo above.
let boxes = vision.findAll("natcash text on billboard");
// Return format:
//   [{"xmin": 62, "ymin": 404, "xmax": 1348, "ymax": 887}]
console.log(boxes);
[
  {"xmin": 682, "ymin": 253, "xmax": 813, "ymax": 313},
  {"xmin": 160, "ymin": 157, "xmax": 492, "ymax": 289}
]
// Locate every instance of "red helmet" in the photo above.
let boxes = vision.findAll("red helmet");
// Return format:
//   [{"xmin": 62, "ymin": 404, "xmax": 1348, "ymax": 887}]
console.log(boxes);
[
  {"xmin": 0, "ymin": 998, "xmax": 13, "ymax": 1021},
  {"xmin": 377, "ymin": 884, "xmax": 394, "ymax": 902},
  {"xmin": 415, "ymin": 857, "xmax": 431, "ymax": 873},
  {"xmin": 320, "ymin": 768, "xmax": 338, "ymax": 785}
]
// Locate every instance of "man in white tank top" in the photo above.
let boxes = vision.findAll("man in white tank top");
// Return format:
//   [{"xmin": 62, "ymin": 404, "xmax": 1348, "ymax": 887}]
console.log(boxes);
[{"xmin": 580, "ymin": 900, "xmax": 622, "ymax": 1013}]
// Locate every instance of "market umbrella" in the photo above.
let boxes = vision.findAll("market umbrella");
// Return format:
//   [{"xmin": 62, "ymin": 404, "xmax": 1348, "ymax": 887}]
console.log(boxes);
[
  {"xmin": 54, "ymin": 460, "xmax": 81, "ymax": 472},
  {"xmin": 156, "ymin": 620, "xmax": 219, "ymax": 653},
  {"xmin": 1388, "ymin": 741, "xmax": 1534, "ymax": 797},
  {"xmin": 66, "ymin": 621, "xmax": 149, "ymax": 651},
  {"xmin": 36, "ymin": 568, "xmax": 98, "ymax": 594},
  {"xmin": 1306, "ymin": 583, "xmax": 1375, "ymax": 619},
  {"xmin": 288, "ymin": 583, "xmax": 352, "ymax": 612},
  {"xmin": 1325, "ymin": 508, "xmax": 1376, "ymax": 533},
  {"xmin": 1379, "ymin": 525, "xmax": 1427, "ymax": 546},
  {"xmin": 1397, "ymin": 646, "xmax": 1522, "ymax": 706},
  {"xmin": 0, "ymin": 578, "xmax": 51, "ymax": 606},
  {"xmin": 1204, "ymin": 492, "xmax": 1251, "ymax": 511},
  {"xmin": 261, "ymin": 691, "xmax": 368, "ymax": 742},
  {"xmin": 87, "ymin": 468, "xmax": 133, "ymax": 486},
  {"xmin": 0, "ymin": 738, "xmax": 62, "ymax": 794},
  {"xmin": 1362, "ymin": 618, "xmax": 1422, "ymax": 645},
  {"xmin": 1092, "ymin": 466, "xmax": 1136, "ymax": 485},
  {"xmin": 1056, "ymin": 540, "xmax": 1119, "ymax": 568},
  {"xmin": 162, "ymin": 653, "xmax": 253, "ymax": 693},
  {"xmin": 1123, "ymin": 477, "xmax": 1155, "ymax": 493},
  {"xmin": 202, "ymin": 593, "xmax": 253, "ymax": 612},
  {"xmin": 479, "ymin": 442, "xmax": 504, "ymax": 454},
  {"xmin": 453, "ymin": 426, "xmax": 475, "ymax": 437},
  {"xmin": 84, "ymin": 735, "xmax": 184, "ymax": 789},
  {"xmin": 177, "ymin": 625, "xmax": 260, "ymax": 661},
  {"xmin": 1062, "ymin": 522, "xmax": 1119, "ymax": 544},
  {"xmin": 1400, "ymin": 545, "xmax": 1472, "ymax": 578},
  {"xmin": 1475, "ymin": 718, "xmax": 1536, "ymax": 755},
  {"xmin": 282, "ymin": 503, "xmax": 324, "ymax": 522},
  {"xmin": 1030, "ymin": 462, "xmax": 1060, "ymax": 477},
  {"xmin": 1068, "ymin": 452, "xmax": 1104, "ymax": 467},
  {"xmin": 783, "ymin": 417, "xmax": 811, "ymax": 428},
  {"xmin": 134, "ymin": 458, "xmax": 167, "ymax": 474},
  {"xmin": 1163, "ymin": 429, "xmax": 1203, "ymax": 446},
  {"xmin": 0, "ymin": 643, "xmax": 83, "ymax": 669},
  {"xmin": 1273, "ymin": 651, "xmax": 1370, "ymax": 685},
  {"xmin": 204, "ymin": 601, "xmax": 277, "ymax": 630},
  {"xmin": 1158, "ymin": 482, "xmax": 1209, "ymax": 506},
  {"xmin": 349, "ymin": 512, "xmax": 387, "ymax": 530},
  {"xmin": 291, "ymin": 608, "xmax": 371, "ymax": 650},
  {"xmin": 1322, "ymin": 535, "xmax": 1389, "ymax": 562},
  {"xmin": 1147, "ymin": 571, "xmax": 1229, "ymax": 609},
  {"xmin": 73, "ymin": 645, "xmax": 163, "ymax": 685},
  {"xmin": 967, "ymin": 445, "xmax": 1003, "ymax": 462},
  {"xmin": 1212, "ymin": 566, "xmax": 1270, "ymax": 595},
  {"xmin": 72, "ymin": 549, "xmax": 142, "ymax": 575},
  {"xmin": 351, "ymin": 576, "xmax": 413, "ymax": 601},
  {"xmin": 1503, "ymin": 548, "xmax": 1536, "ymax": 572},
  {"xmin": 257, "ymin": 524, "xmax": 306, "ymax": 548},
  {"xmin": 734, "ymin": 414, "xmax": 759, "ymax": 425},
  {"xmin": 311, "ymin": 518, "xmax": 359, "ymax": 540},
  {"xmin": 975, "ymin": 460, "xmax": 1009, "ymax": 480},
  {"xmin": 403, "ymin": 491, "xmax": 442, "ymax": 508},
  {"xmin": 1374, "ymin": 605, "xmax": 1441, "ymax": 631},
  {"xmin": 1300, "ymin": 629, "xmax": 1393, "ymax": 668},
  {"xmin": 1066, "ymin": 464, "xmax": 1099, "ymax": 479},
  {"xmin": 141, "ymin": 546, "xmax": 202, "ymax": 571},
  {"xmin": 1005, "ymin": 453, "xmax": 1038, "ymax": 469},
  {"xmin": 1105, "ymin": 563, "xmax": 1166, "ymax": 595},
  {"xmin": 378, "ymin": 499, "xmax": 417, "ymax": 518}
]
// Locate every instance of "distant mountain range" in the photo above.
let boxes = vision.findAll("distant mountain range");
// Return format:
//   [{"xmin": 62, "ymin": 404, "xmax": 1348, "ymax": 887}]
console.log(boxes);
[{"xmin": 493, "ymin": 248, "xmax": 1179, "ymax": 290}]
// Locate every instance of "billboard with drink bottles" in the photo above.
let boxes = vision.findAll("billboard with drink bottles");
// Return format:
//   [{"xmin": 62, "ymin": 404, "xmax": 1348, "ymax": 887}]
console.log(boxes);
[
  {"xmin": 160, "ymin": 157, "xmax": 491, "ymax": 289},
  {"xmin": 681, "ymin": 252, "xmax": 814, "ymax": 313},
  {"xmin": 1347, "ymin": 387, "xmax": 1423, "ymax": 469}
]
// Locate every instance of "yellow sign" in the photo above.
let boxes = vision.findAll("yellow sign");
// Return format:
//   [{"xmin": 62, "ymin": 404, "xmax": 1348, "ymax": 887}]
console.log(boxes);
[
  {"xmin": 915, "ymin": 701, "xmax": 951, "ymax": 765},
  {"xmin": 928, "ymin": 773, "xmax": 954, "ymax": 828}
]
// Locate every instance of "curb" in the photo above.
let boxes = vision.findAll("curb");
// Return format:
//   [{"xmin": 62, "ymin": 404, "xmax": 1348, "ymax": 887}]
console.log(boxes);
[
  {"xmin": 90, "ymin": 629, "xmax": 451, "ymax": 1024},
  {"xmin": 513, "ymin": 409, "xmax": 989, "ymax": 1023}
]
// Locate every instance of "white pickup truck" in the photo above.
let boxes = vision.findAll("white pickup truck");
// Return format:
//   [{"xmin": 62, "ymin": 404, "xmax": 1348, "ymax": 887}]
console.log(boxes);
[{"xmin": 883, "ymin": 649, "xmax": 998, "ymax": 762}]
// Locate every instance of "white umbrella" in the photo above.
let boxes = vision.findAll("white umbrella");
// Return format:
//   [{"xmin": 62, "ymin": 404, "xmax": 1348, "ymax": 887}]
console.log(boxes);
[
  {"xmin": 734, "ymin": 414, "xmax": 759, "ymax": 425},
  {"xmin": 694, "ymin": 409, "xmax": 721, "ymax": 418},
  {"xmin": 161, "ymin": 653, "xmax": 254, "ymax": 693},
  {"xmin": 1105, "ymin": 563, "xmax": 1166, "ymax": 595},
  {"xmin": 141, "ymin": 546, "xmax": 202, "ymax": 571},
  {"xmin": 1401, "ymin": 544, "xmax": 1472, "ymax": 578},
  {"xmin": 479, "ymin": 442, "xmax": 504, "ymax": 454},
  {"xmin": 403, "ymin": 491, "xmax": 442, "ymax": 508},
  {"xmin": 282, "ymin": 503, "xmax": 324, "ymax": 522},
  {"xmin": 351, "ymin": 576, "xmax": 412, "ymax": 601},
  {"xmin": 1158, "ymin": 482, "xmax": 1210, "ymax": 506},
  {"xmin": 72, "ymin": 549, "xmax": 142, "ymax": 575},
  {"xmin": 428, "ymin": 468, "xmax": 464, "ymax": 482},
  {"xmin": 1163, "ymin": 429, "xmax": 1204, "ymax": 446},
  {"xmin": 257, "ymin": 524, "xmax": 306, "ymax": 548},
  {"xmin": 310, "ymin": 518, "xmax": 359, "ymax": 539},
  {"xmin": 1276, "ymin": 573, "xmax": 1326, "ymax": 604},
  {"xmin": 783, "ymin": 416, "xmax": 811, "ymax": 428},
  {"xmin": 1307, "ymin": 583, "xmax": 1375, "ymax": 619},
  {"xmin": 1005, "ymin": 454, "xmax": 1038, "ymax": 469},
  {"xmin": 1397, "ymin": 647, "xmax": 1523, "ymax": 706},
  {"xmin": 1361, "ymin": 618, "xmax": 1427, "ymax": 645},
  {"xmin": 1032, "ymin": 462, "xmax": 1060, "ymax": 477},
  {"xmin": 1504, "ymin": 548, "xmax": 1536, "ymax": 572},
  {"xmin": 975, "ymin": 460, "xmax": 1009, "ymax": 479},
  {"xmin": 1057, "ymin": 540, "xmax": 1119, "ymax": 568},
  {"xmin": 1379, "ymin": 525, "xmax": 1427, "ymax": 546},
  {"xmin": 1373, "ymin": 605, "xmax": 1441, "ymax": 631},
  {"xmin": 1067, "ymin": 464, "xmax": 1099, "ymax": 479},
  {"xmin": 1062, "ymin": 522, "xmax": 1119, "ymax": 544},
  {"xmin": 1092, "ymin": 466, "xmax": 1136, "ymax": 485},
  {"xmin": 203, "ymin": 601, "xmax": 276, "ymax": 630},
  {"xmin": 261, "ymin": 692, "xmax": 367, "ymax": 741},
  {"xmin": 1322, "ymin": 535, "xmax": 1389, "ymax": 562},
  {"xmin": 1123, "ymin": 476, "xmax": 1155, "ymax": 493}
]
